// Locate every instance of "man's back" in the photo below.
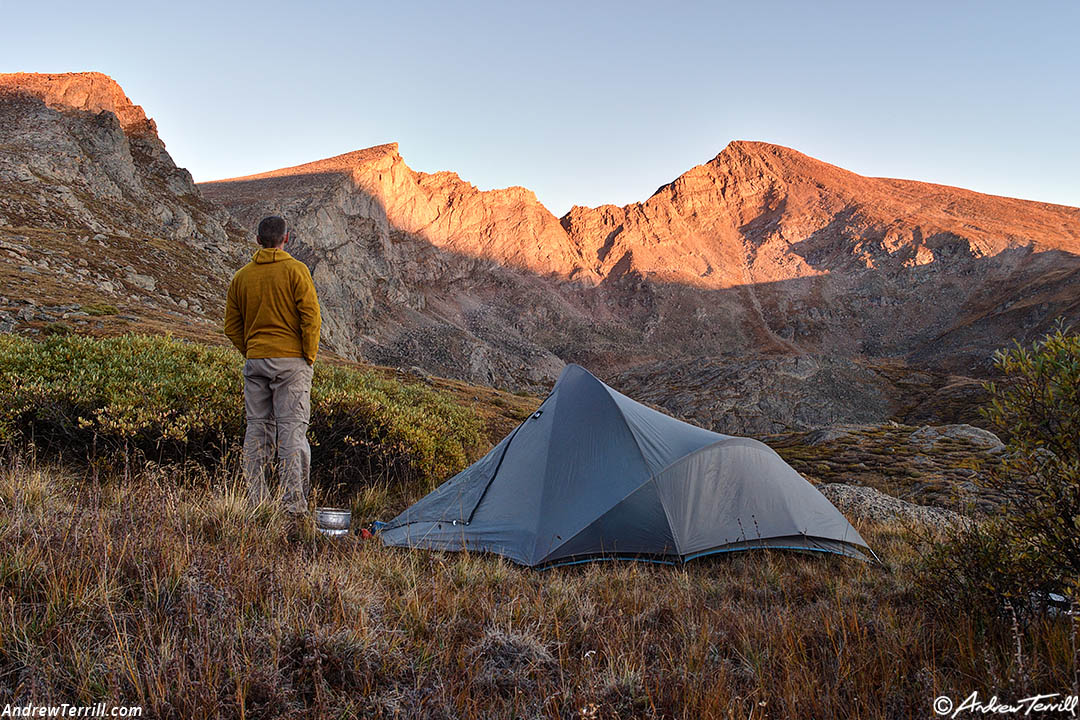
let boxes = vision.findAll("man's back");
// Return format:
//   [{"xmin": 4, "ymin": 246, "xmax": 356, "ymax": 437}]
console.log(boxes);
[
  {"xmin": 227, "ymin": 215, "xmax": 322, "ymax": 517},
  {"xmin": 225, "ymin": 247, "xmax": 321, "ymax": 364}
]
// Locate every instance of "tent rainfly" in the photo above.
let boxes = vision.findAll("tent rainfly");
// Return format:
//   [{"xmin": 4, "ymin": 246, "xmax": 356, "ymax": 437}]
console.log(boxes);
[{"xmin": 381, "ymin": 364, "xmax": 872, "ymax": 567}]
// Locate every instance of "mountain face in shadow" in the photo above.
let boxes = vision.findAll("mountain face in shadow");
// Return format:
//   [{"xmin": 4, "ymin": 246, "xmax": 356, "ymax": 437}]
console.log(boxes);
[{"xmin": 201, "ymin": 140, "xmax": 1080, "ymax": 396}]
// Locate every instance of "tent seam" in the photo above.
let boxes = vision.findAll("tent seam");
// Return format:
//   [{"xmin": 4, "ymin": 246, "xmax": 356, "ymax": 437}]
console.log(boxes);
[
  {"xmin": 531, "ymin": 368, "xmax": 654, "ymax": 564},
  {"xmin": 526, "ymin": 379, "xmax": 567, "ymax": 565},
  {"xmin": 651, "ymin": 475, "xmax": 685, "ymax": 556},
  {"xmin": 600, "ymin": 383, "xmax": 662, "ymax": 477}
]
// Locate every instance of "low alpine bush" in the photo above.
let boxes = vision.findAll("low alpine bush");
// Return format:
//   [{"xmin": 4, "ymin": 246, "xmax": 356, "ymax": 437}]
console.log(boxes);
[{"xmin": 0, "ymin": 333, "xmax": 483, "ymax": 490}]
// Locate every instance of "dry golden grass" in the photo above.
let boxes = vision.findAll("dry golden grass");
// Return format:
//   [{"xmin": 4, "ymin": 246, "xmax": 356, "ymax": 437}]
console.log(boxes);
[{"xmin": 0, "ymin": 454, "xmax": 1074, "ymax": 719}]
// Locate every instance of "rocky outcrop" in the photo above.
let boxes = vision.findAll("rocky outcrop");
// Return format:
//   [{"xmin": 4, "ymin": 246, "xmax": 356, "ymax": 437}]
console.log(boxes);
[
  {"xmin": 0, "ymin": 72, "xmax": 247, "ymax": 339},
  {"xmin": 0, "ymin": 72, "xmax": 242, "ymax": 249},
  {"xmin": 0, "ymin": 72, "xmax": 158, "ymax": 136},
  {"xmin": 908, "ymin": 424, "xmax": 1005, "ymax": 452},
  {"xmin": 767, "ymin": 423, "xmax": 1005, "ymax": 513},
  {"xmin": 816, "ymin": 483, "xmax": 968, "ymax": 532}
]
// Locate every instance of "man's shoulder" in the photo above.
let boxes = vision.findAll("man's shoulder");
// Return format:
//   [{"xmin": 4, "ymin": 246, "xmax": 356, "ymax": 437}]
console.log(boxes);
[
  {"xmin": 230, "ymin": 260, "xmax": 258, "ymax": 281},
  {"xmin": 285, "ymin": 257, "xmax": 313, "ymax": 278}
]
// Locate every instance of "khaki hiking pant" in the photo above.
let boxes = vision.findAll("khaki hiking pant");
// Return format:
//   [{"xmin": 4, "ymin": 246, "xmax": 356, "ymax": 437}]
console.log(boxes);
[{"xmin": 242, "ymin": 357, "xmax": 313, "ymax": 515}]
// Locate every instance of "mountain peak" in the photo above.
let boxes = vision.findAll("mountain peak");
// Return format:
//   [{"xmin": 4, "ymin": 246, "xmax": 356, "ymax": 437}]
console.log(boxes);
[
  {"xmin": 0, "ymin": 71, "xmax": 155, "ymax": 135},
  {"xmin": 201, "ymin": 142, "xmax": 402, "ymax": 187},
  {"xmin": 718, "ymin": 139, "xmax": 783, "ymax": 155},
  {"xmin": 710, "ymin": 140, "xmax": 853, "ymax": 177}
]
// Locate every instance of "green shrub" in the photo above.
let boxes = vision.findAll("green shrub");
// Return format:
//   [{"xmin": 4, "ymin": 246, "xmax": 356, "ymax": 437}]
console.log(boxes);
[
  {"xmin": 41, "ymin": 322, "xmax": 72, "ymax": 336},
  {"xmin": 918, "ymin": 323, "xmax": 1080, "ymax": 620},
  {"xmin": 81, "ymin": 303, "xmax": 119, "ymax": 316},
  {"xmin": 0, "ymin": 333, "xmax": 482, "ymax": 489},
  {"xmin": 917, "ymin": 517, "xmax": 1053, "ymax": 624},
  {"xmin": 311, "ymin": 362, "xmax": 482, "ymax": 488},
  {"xmin": 980, "ymin": 322, "xmax": 1080, "ymax": 582}
]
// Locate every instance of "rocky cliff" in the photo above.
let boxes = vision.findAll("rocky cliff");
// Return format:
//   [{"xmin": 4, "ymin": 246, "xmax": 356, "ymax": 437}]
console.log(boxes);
[
  {"xmin": 201, "ymin": 144, "xmax": 609, "ymax": 386},
  {"xmin": 0, "ymin": 72, "xmax": 246, "ymax": 339}
]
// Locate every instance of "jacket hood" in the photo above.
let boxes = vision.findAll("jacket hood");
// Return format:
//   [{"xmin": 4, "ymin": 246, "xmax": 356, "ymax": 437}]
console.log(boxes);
[{"xmin": 253, "ymin": 248, "xmax": 292, "ymax": 264}]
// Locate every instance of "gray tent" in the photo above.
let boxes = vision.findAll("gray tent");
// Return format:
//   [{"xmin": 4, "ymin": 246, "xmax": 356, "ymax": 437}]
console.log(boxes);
[{"xmin": 381, "ymin": 364, "xmax": 871, "ymax": 566}]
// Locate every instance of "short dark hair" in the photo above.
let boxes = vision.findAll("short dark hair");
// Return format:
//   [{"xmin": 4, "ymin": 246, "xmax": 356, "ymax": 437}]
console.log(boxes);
[{"xmin": 256, "ymin": 216, "xmax": 288, "ymax": 247}]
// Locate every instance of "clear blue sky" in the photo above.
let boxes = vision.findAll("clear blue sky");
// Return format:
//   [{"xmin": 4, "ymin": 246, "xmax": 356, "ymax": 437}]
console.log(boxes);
[{"xmin": 4, "ymin": 0, "xmax": 1078, "ymax": 216}]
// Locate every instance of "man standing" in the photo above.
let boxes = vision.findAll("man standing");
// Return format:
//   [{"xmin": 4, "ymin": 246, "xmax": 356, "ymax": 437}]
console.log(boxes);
[{"xmin": 224, "ymin": 215, "xmax": 321, "ymax": 515}]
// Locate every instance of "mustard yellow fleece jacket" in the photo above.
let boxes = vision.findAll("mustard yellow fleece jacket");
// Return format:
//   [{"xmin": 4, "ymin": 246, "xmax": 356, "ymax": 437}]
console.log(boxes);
[{"xmin": 224, "ymin": 248, "xmax": 322, "ymax": 364}]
